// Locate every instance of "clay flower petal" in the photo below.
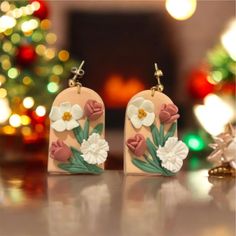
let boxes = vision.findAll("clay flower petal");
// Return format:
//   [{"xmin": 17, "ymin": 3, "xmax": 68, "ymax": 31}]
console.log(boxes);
[
  {"xmin": 156, "ymin": 137, "xmax": 189, "ymax": 173},
  {"xmin": 84, "ymin": 100, "xmax": 104, "ymax": 121},
  {"xmin": 80, "ymin": 133, "xmax": 109, "ymax": 164},
  {"xmin": 49, "ymin": 102, "xmax": 83, "ymax": 132},
  {"xmin": 159, "ymin": 103, "xmax": 180, "ymax": 124},
  {"xmin": 126, "ymin": 134, "xmax": 146, "ymax": 156},
  {"xmin": 127, "ymin": 97, "xmax": 155, "ymax": 129},
  {"xmin": 50, "ymin": 140, "xmax": 72, "ymax": 162}
]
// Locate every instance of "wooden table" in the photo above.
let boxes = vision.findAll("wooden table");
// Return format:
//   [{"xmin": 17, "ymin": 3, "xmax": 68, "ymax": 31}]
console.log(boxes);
[{"xmin": 0, "ymin": 167, "xmax": 235, "ymax": 236}]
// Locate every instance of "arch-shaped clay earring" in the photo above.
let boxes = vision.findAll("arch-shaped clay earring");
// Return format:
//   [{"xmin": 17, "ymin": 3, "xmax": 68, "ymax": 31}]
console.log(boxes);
[
  {"xmin": 124, "ymin": 63, "xmax": 189, "ymax": 176},
  {"xmin": 48, "ymin": 61, "xmax": 109, "ymax": 174}
]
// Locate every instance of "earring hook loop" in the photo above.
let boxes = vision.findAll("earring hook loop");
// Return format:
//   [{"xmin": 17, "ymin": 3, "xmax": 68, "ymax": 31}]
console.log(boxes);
[{"xmin": 151, "ymin": 63, "xmax": 164, "ymax": 96}]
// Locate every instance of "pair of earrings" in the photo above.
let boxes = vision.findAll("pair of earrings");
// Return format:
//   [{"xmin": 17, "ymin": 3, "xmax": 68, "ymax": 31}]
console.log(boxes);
[{"xmin": 48, "ymin": 61, "xmax": 189, "ymax": 176}]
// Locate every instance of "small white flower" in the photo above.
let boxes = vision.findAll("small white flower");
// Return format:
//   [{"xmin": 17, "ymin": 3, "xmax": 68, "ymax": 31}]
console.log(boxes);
[
  {"xmin": 81, "ymin": 133, "xmax": 109, "ymax": 164},
  {"xmin": 127, "ymin": 97, "xmax": 155, "ymax": 129},
  {"xmin": 49, "ymin": 102, "xmax": 83, "ymax": 132},
  {"xmin": 157, "ymin": 137, "xmax": 189, "ymax": 173}
]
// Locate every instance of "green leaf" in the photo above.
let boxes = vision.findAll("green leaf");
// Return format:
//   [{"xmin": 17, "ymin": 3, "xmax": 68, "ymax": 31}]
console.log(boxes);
[
  {"xmin": 159, "ymin": 124, "xmax": 164, "ymax": 146},
  {"xmin": 150, "ymin": 124, "xmax": 160, "ymax": 146},
  {"xmin": 61, "ymin": 146, "xmax": 104, "ymax": 175},
  {"xmin": 132, "ymin": 158, "xmax": 165, "ymax": 174},
  {"xmin": 70, "ymin": 147, "xmax": 85, "ymax": 166},
  {"xmin": 146, "ymin": 138, "xmax": 160, "ymax": 166},
  {"xmin": 164, "ymin": 122, "xmax": 177, "ymax": 142},
  {"xmin": 58, "ymin": 163, "xmax": 93, "ymax": 174},
  {"xmin": 73, "ymin": 126, "xmax": 84, "ymax": 144},
  {"xmin": 83, "ymin": 119, "xmax": 89, "ymax": 140},
  {"xmin": 91, "ymin": 123, "xmax": 103, "ymax": 135},
  {"xmin": 143, "ymin": 154, "xmax": 162, "ymax": 170}
]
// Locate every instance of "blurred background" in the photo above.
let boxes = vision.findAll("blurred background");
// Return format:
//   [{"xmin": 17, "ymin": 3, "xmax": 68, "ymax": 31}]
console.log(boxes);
[{"xmin": 0, "ymin": 0, "xmax": 235, "ymax": 171}]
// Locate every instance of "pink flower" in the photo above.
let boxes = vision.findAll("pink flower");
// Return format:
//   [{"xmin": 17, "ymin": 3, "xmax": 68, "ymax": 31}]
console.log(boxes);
[
  {"xmin": 126, "ymin": 134, "xmax": 146, "ymax": 156},
  {"xmin": 159, "ymin": 103, "xmax": 180, "ymax": 124},
  {"xmin": 50, "ymin": 140, "xmax": 72, "ymax": 162},
  {"xmin": 84, "ymin": 100, "xmax": 103, "ymax": 120}
]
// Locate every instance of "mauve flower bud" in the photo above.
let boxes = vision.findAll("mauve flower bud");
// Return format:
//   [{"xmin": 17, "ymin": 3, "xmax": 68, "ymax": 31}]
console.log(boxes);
[
  {"xmin": 159, "ymin": 103, "xmax": 180, "ymax": 124},
  {"xmin": 50, "ymin": 140, "xmax": 72, "ymax": 162},
  {"xmin": 84, "ymin": 100, "xmax": 103, "ymax": 121},
  {"xmin": 126, "ymin": 134, "xmax": 146, "ymax": 156}
]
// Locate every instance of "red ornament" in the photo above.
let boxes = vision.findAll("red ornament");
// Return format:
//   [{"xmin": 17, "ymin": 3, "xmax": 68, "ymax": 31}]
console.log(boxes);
[
  {"xmin": 30, "ymin": 0, "xmax": 49, "ymax": 20},
  {"xmin": 16, "ymin": 45, "xmax": 37, "ymax": 66},
  {"xmin": 187, "ymin": 69, "xmax": 214, "ymax": 100}
]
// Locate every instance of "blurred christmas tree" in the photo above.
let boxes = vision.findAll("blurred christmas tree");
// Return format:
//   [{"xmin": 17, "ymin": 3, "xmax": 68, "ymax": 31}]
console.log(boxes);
[
  {"xmin": 0, "ymin": 0, "xmax": 78, "ymax": 143},
  {"xmin": 184, "ymin": 19, "xmax": 236, "ymax": 169}
]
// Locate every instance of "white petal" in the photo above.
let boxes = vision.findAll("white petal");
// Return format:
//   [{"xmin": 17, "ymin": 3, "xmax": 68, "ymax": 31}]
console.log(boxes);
[
  {"xmin": 175, "ymin": 141, "xmax": 189, "ymax": 160},
  {"xmin": 51, "ymin": 119, "xmax": 66, "ymax": 132},
  {"xmin": 71, "ymin": 104, "xmax": 83, "ymax": 120},
  {"xmin": 130, "ymin": 97, "xmax": 144, "ymax": 108},
  {"xmin": 130, "ymin": 115, "xmax": 142, "ymax": 129},
  {"xmin": 127, "ymin": 104, "xmax": 138, "ymax": 119},
  {"xmin": 66, "ymin": 119, "xmax": 79, "ymax": 130},
  {"xmin": 59, "ymin": 102, "xmax": 72, "ymax": 113},
  {"xmin": 83, "ymin": 153, "xmax": 96, "ymax": 164},
  {"xmin": 162, "ymin": 159, "xmax": 183, "ymax": 173},
  {"xmin": 142, "ymin": 112, "xmax": 155, "ymax": 127},
  {"xmin": 49, "ymin": 106, "xmax": 61, "ymax": 121},
  {"xmin": 164, "ymin": 137, "xmax": 178, "ymax": 151},
  {"xmin": 140, "ymin": 100, "xmax": 154, "ymax": 113},
  {"xmin": 97, "ymin": 151, "xmax": 108, "ymax": 164},
  {"xmin": 88, "ymin": 133, "xmax": 100, "ymax": 144},
  {"xmin": 98, "ymin": 140, "xmax": 109, "ymax": 151}
]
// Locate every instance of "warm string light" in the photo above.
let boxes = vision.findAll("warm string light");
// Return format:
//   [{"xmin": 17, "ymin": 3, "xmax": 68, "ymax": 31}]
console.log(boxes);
[
  {"xmin": 0, "ymin": 1, "xmax": 40, "ymax": 33},
  {"xmin": 165, "ymin": 0, "xmax": 197, "ymax": 21}
]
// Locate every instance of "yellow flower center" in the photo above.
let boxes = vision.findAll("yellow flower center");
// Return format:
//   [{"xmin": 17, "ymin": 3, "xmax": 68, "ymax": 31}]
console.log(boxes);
[
  {"xmin": 62, "ymin": 112, "xmax": 72, "ymax": 121},
  {"xmin": 138, "ymin": 109, "xmax": 147, "ymax": 119}
]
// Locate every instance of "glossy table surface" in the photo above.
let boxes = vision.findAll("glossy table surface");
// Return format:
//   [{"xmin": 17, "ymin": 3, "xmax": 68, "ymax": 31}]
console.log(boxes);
[{"xmin": 0, "ymin": 168, "xmax": 235, "ymax": 236}]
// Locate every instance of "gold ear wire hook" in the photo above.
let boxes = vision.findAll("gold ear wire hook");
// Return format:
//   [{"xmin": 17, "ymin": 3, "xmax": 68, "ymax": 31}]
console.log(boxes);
[
  {"xmin": 69, "ymin": 60, "xmax": 85, "ymax": 94},
  {"xmin": 151, "ymin": 63, "xmax": 164, "ymax": 96}
]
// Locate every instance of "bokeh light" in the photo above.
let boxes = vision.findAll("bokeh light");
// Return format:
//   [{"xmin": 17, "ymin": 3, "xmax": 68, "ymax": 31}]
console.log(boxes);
[
  {"xmin": 9, "ymin": 114, "xmax": 21, "ymax": 127},
  {"xmin": 166, "ymin": 0, "xmax": 197, "ymax": 21},
  {"xmin": 183, "ymin": 133, "xmax": 205, "ymax": 151},
  {"xmin": 23, "ymin": 97, "xmax": 34, "ymax": 109},
  {"xmin": 8, "ymin": 68, "xmax": 18, "ymax": 79},
  {"xmin": 47, "ymin": 82, "xmax": 59, "ymax": 93},
  {"xmin": 35, "ymin": 105, "xmax": 46, "ymax": 117}
]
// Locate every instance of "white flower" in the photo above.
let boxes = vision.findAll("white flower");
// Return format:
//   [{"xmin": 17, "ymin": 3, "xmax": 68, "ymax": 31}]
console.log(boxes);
[
  {"xmin": 224, "ymin": 137, "xmax": 236, "ymax": 169},
  {"xmin": 49, "ymin": 102, "xmax": 83, "ymax": 132},
  {"xmin": 127, "ymin": 97, "xmax": 155, "ymax": 129},
  {"xmin": 157, "ymin": 137, "xmax": 189, "ymax": 173},
  {"xmin": 80, "ymin": 133, "xmax": 109, "ymax": 164}
]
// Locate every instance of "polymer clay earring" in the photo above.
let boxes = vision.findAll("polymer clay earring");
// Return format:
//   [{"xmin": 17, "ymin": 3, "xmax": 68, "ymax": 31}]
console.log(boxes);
[
  {"xmin": 124, "ymin": 63, "xmax": 189, "ymax": 176},
  {"xmin": 48, "ymin": 61, "xmax": 109, "ymax": 174}
]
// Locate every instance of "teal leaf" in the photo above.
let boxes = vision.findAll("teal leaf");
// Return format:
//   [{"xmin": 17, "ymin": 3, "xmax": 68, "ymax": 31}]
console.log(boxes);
[
  {"xmin": 146, "ymin": 138, "xmax": 160, "ymax": 166},
  {"xmin": 58, "ymin": 163, "xmax": 90, "ymax": 174},
  {"xmin": 132, "ymin": 158, "xmax": 162, "ymax": 174},
  {"xmin": 164, "ymin": 123, "xmax": 177, "ymax": 142},
  {"xmin": 159, "ymin": 124, "xmax": 164, "ymax": 146},
  {"xmin": 143, "ymin": 154, "xmax": 162, "ymax": 170},
  {"xmin": 83, "ymin": 119, "xmax": 90, "ymax": 140},
  {"xmin": 59, "ymin": 146, "xmax": 104, "ymax": 175},
  {"xmin": 150, "ymin": 124, "xmax": 160, "ymax": 146},
  {"xmin": 91, "ymin": 123, "xmax": 103, "ymax": 135},
  {"xmin": 73, "ymin": 126, "xmax": 84, "ymax": 144},
  {"xmin": 70, "ymin": 147, "xmax": 86, "ymax": 166}
]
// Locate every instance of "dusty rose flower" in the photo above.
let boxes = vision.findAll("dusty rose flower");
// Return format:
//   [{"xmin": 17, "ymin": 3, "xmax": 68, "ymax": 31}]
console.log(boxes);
[
  {"xmin": 84, "ymin": 100, "xmax": 103, "ymax": 120},
  {"xmin": 159, "ymin": 103, "xmax": 180, "ymax": 124},
  {"xmin": 50, "ymin": 140, "xmax": 72, "ymax": 162},
  {"xmin": 126, "ymin": 134, "xmax": 146, "ymax": 156}
]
